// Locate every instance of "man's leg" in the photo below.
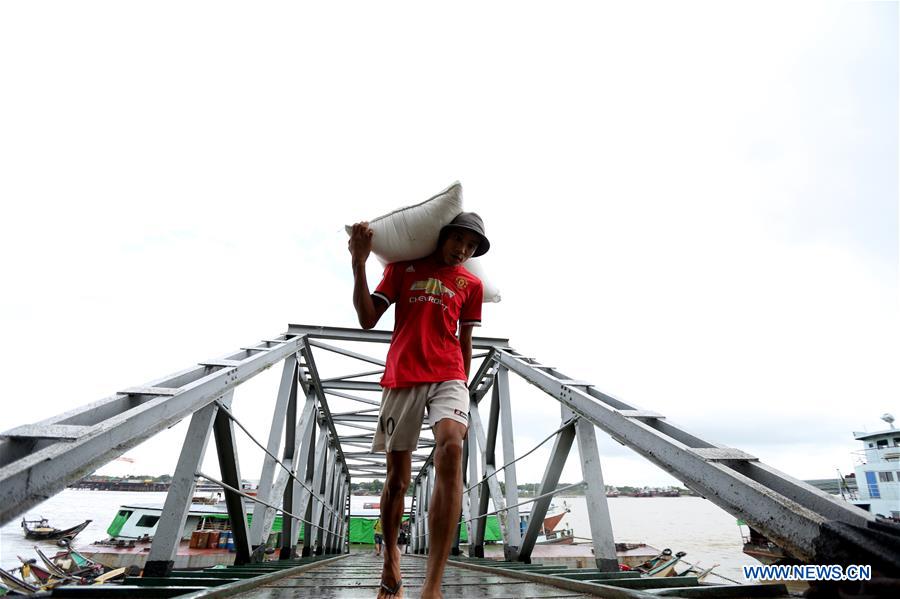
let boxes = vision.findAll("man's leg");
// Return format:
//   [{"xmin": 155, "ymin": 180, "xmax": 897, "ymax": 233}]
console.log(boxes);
[
  {"xmin": 379, "ymin": 450, "xmax": 411, "ymax": 595},
  {"xmin": 421, "ymin": 419, "xmax": 466, "ymax": 599}
]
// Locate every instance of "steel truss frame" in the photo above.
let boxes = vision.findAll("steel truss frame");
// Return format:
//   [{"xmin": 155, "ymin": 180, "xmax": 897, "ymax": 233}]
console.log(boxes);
[{"xmin": 0, "ymin": 324, "xmax": 889, "ymax": 577}]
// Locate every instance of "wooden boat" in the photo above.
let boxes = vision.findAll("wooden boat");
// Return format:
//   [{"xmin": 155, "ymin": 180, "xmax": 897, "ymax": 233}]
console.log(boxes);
[
  {"xmin": 613, "ymin": 542, "xmax": 662, "ymax": 568},
  {"xmin": 93, "ymin": 567, "xmax": 127, "ymax": 584},
  {"xmin": 537, "ymin": 503, "xmax": 570, "ymax": 534},
  {"xmin": 535, "ymin": 526, "xmax": 575, "ymax": 545},
  {"xmin": 626, "ymin": 548, "xmax": 689, "ymax": 577},
  {"xmin": 649, "ymin": 551, "xmax": 686, "ymax": 577},
  {"xmin": 34, "ymin": 547, "xmax": 86, "ymax": 581},
  {"xmin": 21, "ymin": 517, "xmax": 91, "ymax": 541},
  {"xmin": 8, "ymin": 546, "xmax": 109, "ymax": 593},
  {"xmin": 629, "ymin": 547, "xmax": 670, "ymax": 571},
  {"xmin": 649, "ymin": 550, "xmax": 684, "ymax": 577},
  {"xmin": 677, "ymin": 562, "xmax": 718, "ymax": 582},
  {"xmin": 14, "ymin": 558, "xmax": 75, "ymax": 591},
  {"xmin": 17, "ymin": 559, "xmax": 50, "ymax": 585},
  {"xmin": 191, "ymin": 493, "xmax": 221, "ymax": 505},
  {"xmin": 517, "ymin": 500, "xmax": 573, "ymax": 540},
  {"xmin": 17, "ymin": 557, "xmax": 57, "ymax": 585},
  {"xmin": 0, "ymin": 566, "xmax": 38, "ymax": 594},
  {"xmin": 42, "ymin": 545, "xmax": 107, "ymax": 581}
]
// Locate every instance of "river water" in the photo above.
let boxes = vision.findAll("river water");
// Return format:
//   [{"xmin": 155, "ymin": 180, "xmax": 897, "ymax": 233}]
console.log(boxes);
[{"xmin": 1, "ymin": 490, "xmax": 751, "ymax": 582}]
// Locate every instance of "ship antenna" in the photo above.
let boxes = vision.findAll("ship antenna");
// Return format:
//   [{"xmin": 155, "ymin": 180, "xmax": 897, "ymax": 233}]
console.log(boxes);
[{"xmin": 882, "ymin": 413, "xmax": 895, "ymax": 430}]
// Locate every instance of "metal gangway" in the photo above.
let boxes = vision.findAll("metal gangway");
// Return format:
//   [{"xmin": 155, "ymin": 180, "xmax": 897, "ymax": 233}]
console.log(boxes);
[{"xmin": 2, "ymin": 324, "xmax": 898, "ymax": 597}]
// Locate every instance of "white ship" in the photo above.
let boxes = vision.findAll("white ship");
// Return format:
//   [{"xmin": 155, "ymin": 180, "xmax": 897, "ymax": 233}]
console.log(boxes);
[
  {"xmin": 850, "ymin": 413, "xmax": 900, "ymax": 520},
  {"xmin": 742, "ymin": 414, "xmax": 899, "ymax": 566}
]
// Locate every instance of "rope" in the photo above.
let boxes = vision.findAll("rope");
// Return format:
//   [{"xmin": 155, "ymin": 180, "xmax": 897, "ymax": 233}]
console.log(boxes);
[
  {"xmin": 214, "ymin": 399, "xmax": 340, "ymax": 518},
  {"xmin": 409, "ymin": 481, "xmax": 584, "ymax": 541},
  {"xmin": 461, "ymin": 482, "xmax": 584, "ymax": 525},
  {"xmin": 195, "ymin": 471, "xmax": 342, "ymax": 537},
  {"xmin": 463, "ymin": 416, "xmax": 579, "ymax": 493}
]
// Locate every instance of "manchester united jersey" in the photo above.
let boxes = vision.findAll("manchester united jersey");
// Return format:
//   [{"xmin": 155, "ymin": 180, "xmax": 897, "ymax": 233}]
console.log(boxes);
[{"xmin": 373, "ymin": 256, "xmax": 483, "ymax": 388}]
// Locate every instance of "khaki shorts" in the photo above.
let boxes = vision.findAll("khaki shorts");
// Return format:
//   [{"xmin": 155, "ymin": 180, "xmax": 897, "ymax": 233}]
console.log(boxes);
[{"xmin": 371, "ymin": 380, "xmax": 470, "ymax": 453}]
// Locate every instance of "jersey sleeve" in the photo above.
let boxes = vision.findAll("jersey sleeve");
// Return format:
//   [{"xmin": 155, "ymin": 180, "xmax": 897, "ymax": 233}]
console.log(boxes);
[
  {"xmin": 460, "ymin": 279, "xmax": 483, "ymax": 327},
  {"xmin": 373, "ymin": 262, "xmax": 402, "ymax": 306}
]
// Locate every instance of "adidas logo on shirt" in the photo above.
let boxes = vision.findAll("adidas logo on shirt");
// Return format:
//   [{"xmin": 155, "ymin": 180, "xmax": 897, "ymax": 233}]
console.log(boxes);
[{"xmin": 406, "ymin": 265, "xmax": 415, "ymax": 272}]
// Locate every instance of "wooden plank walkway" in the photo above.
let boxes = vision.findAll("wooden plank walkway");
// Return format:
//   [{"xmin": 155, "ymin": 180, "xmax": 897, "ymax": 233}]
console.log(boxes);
[{"xmin": 228, "ymin": 552, "xmax": 594, "ymax": 598}]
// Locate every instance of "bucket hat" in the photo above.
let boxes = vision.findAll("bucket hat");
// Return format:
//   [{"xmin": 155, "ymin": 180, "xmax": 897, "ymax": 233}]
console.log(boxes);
[{"xmin": 441, "ymin": 212, "xmax": 490, "ymax": 257}]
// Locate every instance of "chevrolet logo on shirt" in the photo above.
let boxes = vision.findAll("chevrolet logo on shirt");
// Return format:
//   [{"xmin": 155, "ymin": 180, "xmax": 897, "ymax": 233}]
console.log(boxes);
[{"xmin": 409, "ymin": 278, "xmax": 456, "ymax": 298}]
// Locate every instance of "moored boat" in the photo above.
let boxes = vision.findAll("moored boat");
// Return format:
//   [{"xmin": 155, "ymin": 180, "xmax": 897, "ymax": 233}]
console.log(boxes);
[
  {"xmin": 0, "ymin": 567, "xmax": 38, "ymax": 594},
  {"xmin": 849, "ymin": 414, "xmax": 900, "ymax": 520},
  {"xmin": 534, "ymin": 527, "xmax": 575, "ymax": 544},
  {"xmin": 614, "ymin": 542, "xmax": 663, "ymax": 568},
  {"xmin": 517, "ymin": 500, "xmax": 574, "ymax": 544},
  {"xmin": 49, "ymin": 545, "xmax": 107, "ymax": 577},
  {"xmin": 37, "ymin": 546, "xmax": 105, "ymax": 581},
  {"xmin": 85, "ymin": 501, "xmax": 253, "ymax": 569},
  {"xmin": 16, "ymin": 557, "xmax": 57, "ymax": 586},
  {"xmin": 85, "ymin": 495, "xmax": 505, "ymax": 568},
  {"xmin": 636, "ymin": 548, "xmax": 685, "ymax": 577},
  {"xmin": 20, "ymin": 517, "xmax": 91, "ymax": 542},
  {"xmin": 739, "ymin": 519, "xmax": 786, "ymax": 565},
  {"xmin": 740, "ymin": 414, "xmax": 900, "ymax": 567}
]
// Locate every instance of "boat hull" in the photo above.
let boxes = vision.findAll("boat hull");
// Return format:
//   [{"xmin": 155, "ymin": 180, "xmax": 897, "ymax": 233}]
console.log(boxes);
[
  {"xmin": 22, "ymin": 519, "xmax": 91, "ymax": 541},
  {"xmin": 536, "ymin": 535, "xmax": 574, "ymax": 545},
  {"xmin": 541, "ymin": 511, "xmax": 567, "ymax": 534},
  {"xmin": 82, "ymin": 541, "xmax": 240, "ymax": 570}
]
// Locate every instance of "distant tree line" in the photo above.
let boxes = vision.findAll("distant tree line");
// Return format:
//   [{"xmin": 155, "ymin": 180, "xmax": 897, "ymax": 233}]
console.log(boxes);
[
  {"xmin": 83, "ymin": 474, "xmax": 173, "ymax": 482},
  {"xmin": 349, "ymin": 479, "xmax": 692, "ymax": 497}
]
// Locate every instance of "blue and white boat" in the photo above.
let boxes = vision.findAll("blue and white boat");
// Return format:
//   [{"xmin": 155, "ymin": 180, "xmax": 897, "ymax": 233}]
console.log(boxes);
[{"xmin": 851, "ymin": 413, "xmax": 900, "ymax": 520}]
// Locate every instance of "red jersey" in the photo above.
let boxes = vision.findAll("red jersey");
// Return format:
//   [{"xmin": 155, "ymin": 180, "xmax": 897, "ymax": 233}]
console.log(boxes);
[{"xmin": 374, "ymin": 256, "xmax": 483, "ymax": 388}]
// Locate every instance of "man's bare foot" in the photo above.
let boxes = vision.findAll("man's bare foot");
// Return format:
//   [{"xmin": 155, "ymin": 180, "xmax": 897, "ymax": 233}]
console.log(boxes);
[
  {"xmin": 419, "ymin": 584, "xmax": 442, "ymax": 599},
  {"xmin": 377, "ymin": 545, "xmax": 403, "ymax": 598}
]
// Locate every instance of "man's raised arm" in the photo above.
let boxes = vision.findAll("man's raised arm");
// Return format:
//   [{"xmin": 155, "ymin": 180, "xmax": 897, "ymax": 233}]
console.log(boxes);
[{"xmin": 348, "ymin": 221, "xmax": 388, "ymax": 329}]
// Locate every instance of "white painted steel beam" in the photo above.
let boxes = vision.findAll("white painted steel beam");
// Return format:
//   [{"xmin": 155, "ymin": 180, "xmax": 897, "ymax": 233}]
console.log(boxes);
[
  {"xmin": 211, "ymin": 392, "xmax": 253, "ymax": 564},
  {"xmin": 573, "ymin": 409, "xmax": 618, "ymax": 571},
  {"xmin": 496, "ymin": 367, "xmax": 522, "ymax": 559},
  {"xmin": 288, "ymin": 323, "xmax": 510, "ymax": 350},
  {"xmin": 300, "ymin": 338, "xmax": 349, "ymax": 475},
  {"xmin": 465, "ymin": 422, "xmax": 482, "ymax": 557},
  {"xmin": 495, "ymin": 349, "xmax": 874, "ymax": 562},
  {"xmin": 144, "ymin": 397, "xmax": 223, "ymax": 576},
  {"xmin": 262, "ymin": 389, "xmax": 318, "ymax": 550},
  {"xmin": 3, "ymin": 324, "xmax": 887, "ymax": 572},
  {"xmin": 250, "ymin": 355, "xmax": 299, "ymax": 547},
  {"xmin": 300, "ymin": 416, "xmax": 318, "ymax": 558},
  {"xmin": 469, "ymin": 402, "xmax": 507, "ymax": 551},
  {"xmin": 519, "ymin": 416, "xmax": 575, "ymax": 561},
  {"xmin": 308, "ymin": 339, "xmax": 386, "ymax": 367},
  {"xmin": 290, "ymin": 392, "xmax": 318, "ymax": 556},
  {"xmin": 0, "ymin": 335, "xmax": 305, "ymax": 526},
  {"xmin": 308, "ymin": 425, "xmax": 330, "ymax": 555}
]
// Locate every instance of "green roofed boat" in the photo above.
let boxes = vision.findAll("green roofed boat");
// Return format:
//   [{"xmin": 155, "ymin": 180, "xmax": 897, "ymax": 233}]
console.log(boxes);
[{"xmin": 84, "ymin": 495, "xmax": 503, "ymax": 568}]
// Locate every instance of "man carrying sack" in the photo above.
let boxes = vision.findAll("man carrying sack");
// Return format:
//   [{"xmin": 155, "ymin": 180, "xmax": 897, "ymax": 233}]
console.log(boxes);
[{"xmin": 348, "ymin": 212, "xmax": 489, "ymax": 598}]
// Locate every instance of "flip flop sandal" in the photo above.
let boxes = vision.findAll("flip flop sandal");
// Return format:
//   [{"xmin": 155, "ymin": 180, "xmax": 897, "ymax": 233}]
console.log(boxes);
[{"xmin": 379, "ymin": 577, "xmax": 403, "ymax": 596}]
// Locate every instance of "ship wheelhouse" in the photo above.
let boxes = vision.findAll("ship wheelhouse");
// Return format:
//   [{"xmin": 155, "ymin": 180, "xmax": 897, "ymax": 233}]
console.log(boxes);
[{"xmin": 852, "ymin": 422, "xmax": 900, "ymax": 520}]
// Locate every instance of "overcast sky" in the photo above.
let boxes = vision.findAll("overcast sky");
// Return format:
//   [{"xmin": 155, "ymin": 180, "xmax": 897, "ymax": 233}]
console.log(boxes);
[{"xmin": 1, "ymin": 2, "xmax": 897, "ymax": 491}]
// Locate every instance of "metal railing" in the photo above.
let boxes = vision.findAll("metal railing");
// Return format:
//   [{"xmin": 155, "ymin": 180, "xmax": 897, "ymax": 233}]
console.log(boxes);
[{"xmin": 2, "ymin": 323, "xmax": 893, "ymax": 579}]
